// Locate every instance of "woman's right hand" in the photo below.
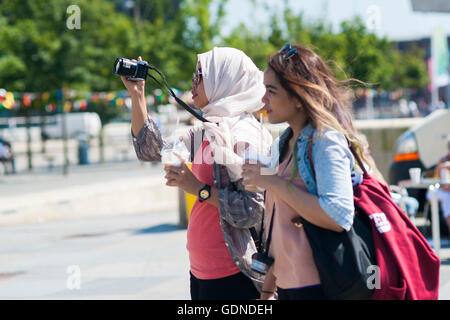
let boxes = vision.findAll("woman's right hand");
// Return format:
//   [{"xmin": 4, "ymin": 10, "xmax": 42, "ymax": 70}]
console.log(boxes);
[{"xmin": 120, "ymin": 56, "xmax": 145, "ymax": 96}]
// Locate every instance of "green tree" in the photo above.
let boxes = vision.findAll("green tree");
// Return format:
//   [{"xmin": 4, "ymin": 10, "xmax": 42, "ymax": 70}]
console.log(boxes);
[
  {"xmin": 392, "ymin": 45, "xmax": 429, "ymax": 90},
  {"xmin": 225, "ymin": 7, "xmax": 429, "ymax": 93},
  {"xmin": 221, "ymin": 23, "xmax": 275, "ymax": 70},
  {"xmin": 0, "ymin": 0, "xmax": 430, "ymax": 97},
  {"xmin": 334, "ymin": 18, "xmax": 395, "ymax": 89},
  {"xmin": 0, "ymin": 0, "xmax": 138, "ymax": 92},
  {"xmin": 109, "ymin": 0, "xmax": 183, "ymax": 23},
  {"xmin": 165, "ymin": 0, "xmax": 228, "ymax": 88}
]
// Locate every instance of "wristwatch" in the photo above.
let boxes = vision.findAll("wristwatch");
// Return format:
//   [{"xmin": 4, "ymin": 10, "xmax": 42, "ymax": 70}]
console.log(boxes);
[{"xmin": 198, "ymin": 184, "xmax": 212, "ymax": 202}]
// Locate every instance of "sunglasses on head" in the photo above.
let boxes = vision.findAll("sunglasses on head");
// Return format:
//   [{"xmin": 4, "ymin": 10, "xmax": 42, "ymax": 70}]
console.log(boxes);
[
  {"xmin": 279, "ymin": 43, "xmax": 310, "ymax": 74},
  {"xmin": 279, "ymin": 43, "xmax": 298, "ymax": 60}
]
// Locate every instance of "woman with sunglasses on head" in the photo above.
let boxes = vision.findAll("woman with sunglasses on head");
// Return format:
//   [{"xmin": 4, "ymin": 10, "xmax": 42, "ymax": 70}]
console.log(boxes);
[
  {"xmin": 120, "ymin": 48, "xmax": 272, "ymax": 300},
  {"xmin": 242, "ymin": 44, "xmax": 368, "ymax": 300}
]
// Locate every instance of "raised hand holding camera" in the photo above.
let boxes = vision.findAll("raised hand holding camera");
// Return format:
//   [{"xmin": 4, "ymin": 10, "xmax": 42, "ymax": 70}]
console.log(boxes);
[
  {"xmin": 115, "ymin": 56, "xmax": 210, "ymax": 123},
  {"xmin": 114, "ymin": 57, "xmax": 149, "ymax": 81},
  {"xmin": 118, "ymin": 56, "xmax": 146, "ymax": 98}
]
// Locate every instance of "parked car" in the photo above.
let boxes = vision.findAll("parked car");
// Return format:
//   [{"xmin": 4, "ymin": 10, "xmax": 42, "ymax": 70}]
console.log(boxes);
[{"xmin": 389, "ymin": 109, "xmax": 450, "ymax": 211}]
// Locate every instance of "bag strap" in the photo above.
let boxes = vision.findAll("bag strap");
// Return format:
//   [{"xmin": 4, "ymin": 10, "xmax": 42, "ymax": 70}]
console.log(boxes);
[
  {"xmin": 190, "ymin": 131, "xmax": 195, "ymax": 162},
  {"xmin": 189, "ymin": 129, "xmax": 205, "ymax": 162},
  {"xmin": 307, "ymin": 131, "xmax": 368, "ymax": 179},
  {"xmin": 308, "ymin": 132, "xmax": 316, "ymax": 179},
  {"xmin": 349, "ymin": 144, "xmax": 368, "ymax": 175},
  {"xmin": 264, "ymin": 204, "xmax": 276, "ymax": 255},
  {"xmin": 289, "ymin": 133, "xmax": 315, "ymax": 227},
  {"xmin": 249, "ymin": 227, "xmax": 260, "ymax": 251},
  {"xmin": 251, "ymin": 190, "xmax": 266, "ymax": 253}
]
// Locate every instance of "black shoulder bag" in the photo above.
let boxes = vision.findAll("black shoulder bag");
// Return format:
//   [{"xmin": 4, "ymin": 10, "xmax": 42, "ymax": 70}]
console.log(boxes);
[{"xmin": 291, "ymin": 133, "xmax": 376, "ymax": 300}]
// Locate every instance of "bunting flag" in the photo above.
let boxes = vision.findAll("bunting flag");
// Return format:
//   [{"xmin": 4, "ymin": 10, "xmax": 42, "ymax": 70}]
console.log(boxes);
[
  {"xmin": 0, "ymin": 88, "xmax": 194, "ymax": 112},
  {"xmin": 0, "ymin": 89, "xmax": 16, "ymax": 110}
]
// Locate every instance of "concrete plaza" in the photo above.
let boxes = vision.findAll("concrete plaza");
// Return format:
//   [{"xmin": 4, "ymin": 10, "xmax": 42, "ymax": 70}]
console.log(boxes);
[{"xmin": 0, "ymin": 161, "xmax": 449, "ymax": 299}]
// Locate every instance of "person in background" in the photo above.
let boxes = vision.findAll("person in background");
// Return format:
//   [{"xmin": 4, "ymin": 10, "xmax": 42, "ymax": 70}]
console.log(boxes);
[
  {"xmin": 0, "ymin": 137, "xmax": 15, "ymax": 174},
  {"xmin": 427, "ymin": 137, "xmax": 450, "ymax": 237},
  {"xmin": 121, "ymin": 47, "xmax": 273, "ymax": 300}
]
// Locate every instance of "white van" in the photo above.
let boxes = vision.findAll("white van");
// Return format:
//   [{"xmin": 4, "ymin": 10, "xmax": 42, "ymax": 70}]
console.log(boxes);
[
  {"xmin": 389, "ymin": 109, "xmax": 450, "ymax": 209},
  {"xmin": 42, "ymin": 112, "xmax": 101, "ymax": 139},
  {"xmin": 390, "ymin": 109, "xmax": 450, "ymax": 182}
]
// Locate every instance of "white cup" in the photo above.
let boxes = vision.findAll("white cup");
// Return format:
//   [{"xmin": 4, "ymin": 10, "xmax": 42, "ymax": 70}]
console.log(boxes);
[
  {"xmin": 441, "ymin": 167, "xmax": 449, "ymax": 182},
  {"xmin": 242, "ymin": 151, "xmax": 272, "ymax": 192},
  {"xmin": 161, "ymin": 149, "xmax": 181, "ymax": 167},
  {"xmin": 409, "ymin": 168, "xmax": 422, "ymax": 184}
]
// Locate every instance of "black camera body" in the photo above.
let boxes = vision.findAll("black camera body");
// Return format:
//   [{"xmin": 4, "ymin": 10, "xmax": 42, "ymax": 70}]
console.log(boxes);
[
  {"xmin": 114, "ymin": 57, "xmax": 149, "ymax": 81},
  {"xmin": 250, "ymin": 252, "xmax": 274, "ymax": 275}
]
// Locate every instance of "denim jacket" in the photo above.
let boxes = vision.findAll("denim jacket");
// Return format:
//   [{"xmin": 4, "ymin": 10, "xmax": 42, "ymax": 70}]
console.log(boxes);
[
  {"xmin": 131, "ymin": 116, "xmax": 265, "ymax": 291},
  {"xmin": 277, "ymin": 123, "xmax": 355, "ymax": 231}
]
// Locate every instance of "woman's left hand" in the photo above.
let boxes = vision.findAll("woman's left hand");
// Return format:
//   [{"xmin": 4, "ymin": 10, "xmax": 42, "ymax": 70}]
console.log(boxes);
[
  {"xmin": 164, "ymin": 160, "xmax": 203, "ymax": 195},
  {"xmin": 241, "ymin": 162, "xmax": 276, "ymax": 190}
]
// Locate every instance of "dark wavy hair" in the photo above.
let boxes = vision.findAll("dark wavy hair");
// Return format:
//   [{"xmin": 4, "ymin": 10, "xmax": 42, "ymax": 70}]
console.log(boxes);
[{"xmin": 267, "ymin": 44, "xmax": 367, "ymax": 164}]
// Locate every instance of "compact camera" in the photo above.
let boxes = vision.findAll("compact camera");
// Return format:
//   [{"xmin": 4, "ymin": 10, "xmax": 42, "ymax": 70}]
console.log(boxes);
[
  {"xmin": 113, "ymin": 57, "xmax": 149, "ymax": 81},
  {"xmin": 250, "ymin": 252, "xmax": 274, "ymax": 275}
]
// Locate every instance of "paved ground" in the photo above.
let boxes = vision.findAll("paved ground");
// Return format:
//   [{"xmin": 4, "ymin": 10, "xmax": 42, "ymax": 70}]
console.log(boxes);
[
  {"xmin": 0, "ymin": 211, "xmax": 190, "ymax": 300},
  {"xmin": 0, "ymin": 161, "xmax": 449, "ymax": 300},
  {"xmin": 0, "ymin": 161, "xmax": 178, "ymax": 225}
]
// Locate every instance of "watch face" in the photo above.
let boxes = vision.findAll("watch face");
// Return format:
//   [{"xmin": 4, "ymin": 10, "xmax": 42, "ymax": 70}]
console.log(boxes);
[{"xmin": 200, "ymin": 190, "xmax": 210, "ymax": 199}]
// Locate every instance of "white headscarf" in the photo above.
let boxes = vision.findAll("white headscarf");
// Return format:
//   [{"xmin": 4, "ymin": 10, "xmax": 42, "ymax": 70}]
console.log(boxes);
[{"xmin": 197, "ymin": 47, "xmax": 273, "ymax": 182}]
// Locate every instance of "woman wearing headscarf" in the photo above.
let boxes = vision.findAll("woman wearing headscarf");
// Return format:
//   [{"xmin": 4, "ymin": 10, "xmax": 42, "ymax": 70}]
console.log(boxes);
[{"xmin": 121, "ymin": 47, "xmax": 273, "ymax": 300}]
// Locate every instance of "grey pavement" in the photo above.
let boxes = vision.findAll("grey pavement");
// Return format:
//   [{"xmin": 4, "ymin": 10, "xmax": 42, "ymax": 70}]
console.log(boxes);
[
  {"xmin": 1, "ymin": 160, "xmax": 450, "ymax": 299},
  {"xmin": 0, "ymin": 210, "xmax": 190, "ymax": 299},
  {"xmin": 0, "ymin": 160, "xmax": 189, "ymax": 299},
  {"xmin": 0, "ymin": 160, "xmax": 178, "ymax": 225},
  {"xmin": 437, "ymin": 244, "xmax": 450, "ymax": 300}
]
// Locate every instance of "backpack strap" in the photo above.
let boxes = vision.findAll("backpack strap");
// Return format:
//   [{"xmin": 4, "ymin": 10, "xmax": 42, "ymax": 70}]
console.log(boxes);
[
  {"xmin": 349, "ymin": 143, "xmax": 368, "ymax": 175},
  {"xmin": 307, "ymin": 132, "xmax": 368, "ymax": 178},
  {"xmin": 308, "ymin": 132, "xmax": 316, "ymax": 180},
  {"xmin": 189, "ymin": 128, "xmax": 205, "ymax": 162},
  {"xmin": 190, "ymin": 131, "xmax": 195, "ymax": 162}
]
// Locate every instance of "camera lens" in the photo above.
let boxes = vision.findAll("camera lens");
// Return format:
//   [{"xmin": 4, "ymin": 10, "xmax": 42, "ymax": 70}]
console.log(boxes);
[
  {"xmin": 114, "ymin": 60, "xmax": 121, "ymax": 74},
  {"xmin": 114, "ymin": 58, "xmax": 137, "ymax": 77}
]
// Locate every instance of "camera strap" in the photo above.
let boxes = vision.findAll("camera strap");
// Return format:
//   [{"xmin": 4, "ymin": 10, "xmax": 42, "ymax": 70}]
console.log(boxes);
[
  {"xmin": 147, "ymin": 67, "xmax": 210, "ymax": 123},
  {"xmin": 251, "ymin": 190, "xmax": 267, "ymax": 253}
]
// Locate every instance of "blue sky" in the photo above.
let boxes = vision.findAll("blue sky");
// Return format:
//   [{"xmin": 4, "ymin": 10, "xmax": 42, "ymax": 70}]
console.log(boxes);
[{"xmin": 221, "ymin": 0, "xmax": 450, "ymax": 40}]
